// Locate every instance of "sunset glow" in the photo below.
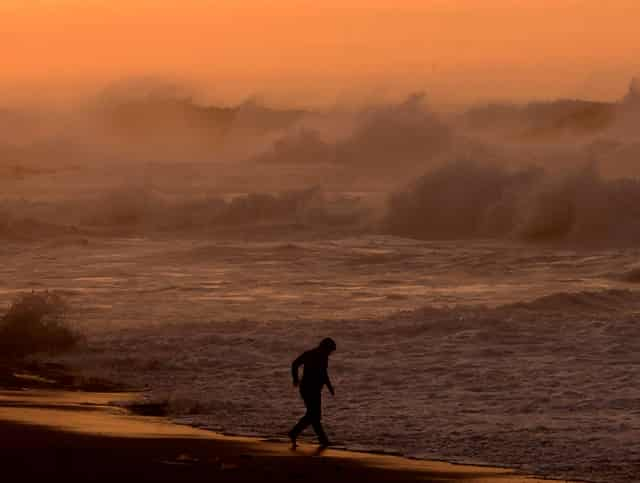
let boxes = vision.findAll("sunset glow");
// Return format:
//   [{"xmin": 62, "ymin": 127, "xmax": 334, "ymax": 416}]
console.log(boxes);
[{"xmin": 2, "ymin": 1, "xmax": 639, "ymax": 105}]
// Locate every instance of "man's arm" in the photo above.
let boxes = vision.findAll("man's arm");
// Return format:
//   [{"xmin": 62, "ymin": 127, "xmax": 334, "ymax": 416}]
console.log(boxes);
[
  {"xmin": 291, "ymin": 352, "xmax": 306, "ymax": 386},
  {"xmin": 325, "ymin": 373, "xmax": 335, "ymax": 396}
]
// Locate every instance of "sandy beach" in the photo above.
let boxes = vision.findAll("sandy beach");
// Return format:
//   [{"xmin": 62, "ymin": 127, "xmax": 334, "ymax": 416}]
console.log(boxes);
[{"xmin": 0, "ymin": 387, "xmax": 576, "ymax": 483}]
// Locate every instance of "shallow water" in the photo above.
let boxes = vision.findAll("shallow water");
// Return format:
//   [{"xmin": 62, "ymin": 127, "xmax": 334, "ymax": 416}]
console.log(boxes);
[{"xmin": 2, "ymin": 235, "xmax": 640, "ymax": 482}]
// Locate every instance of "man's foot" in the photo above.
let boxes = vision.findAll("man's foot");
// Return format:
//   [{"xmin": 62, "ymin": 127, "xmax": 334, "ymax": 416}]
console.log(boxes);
[
  {"xmin": 318, "ymin": 440, "xmax": 332, "ymax": 448},
  {"xmin": 288, "ymin": 432, "xmax": 298, "ymax": 449}
]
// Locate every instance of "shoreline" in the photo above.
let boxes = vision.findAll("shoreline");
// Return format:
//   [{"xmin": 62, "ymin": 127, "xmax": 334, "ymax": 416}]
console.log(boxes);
[{"xmin": 0, "ymin": 384, "xmax": 578, "ymax": 483}]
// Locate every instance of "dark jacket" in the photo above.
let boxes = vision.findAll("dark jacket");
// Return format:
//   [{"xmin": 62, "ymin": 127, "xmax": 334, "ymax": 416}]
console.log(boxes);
[{"xmin": 291, "ymin": 348, "xmax": 332, "ymax": 393}]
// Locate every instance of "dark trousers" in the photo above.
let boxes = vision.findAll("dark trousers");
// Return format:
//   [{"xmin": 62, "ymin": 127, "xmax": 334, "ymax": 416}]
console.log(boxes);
[{"xmin": 289, "ymin": 388, "xmax": 329, "ymax": 444}]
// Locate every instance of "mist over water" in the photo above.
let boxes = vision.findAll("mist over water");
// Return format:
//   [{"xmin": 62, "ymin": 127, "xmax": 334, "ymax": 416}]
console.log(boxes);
[
  {"xmin": 2, "ymin": 78, "xmax": 640, "ymax": 245},
  {"xmin": 3, "ymin": 79, "xmax": 640, "ymax": 482}
]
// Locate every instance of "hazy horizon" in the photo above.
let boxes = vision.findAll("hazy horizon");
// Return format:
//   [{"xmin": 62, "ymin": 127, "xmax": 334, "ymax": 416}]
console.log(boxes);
[{"xmin": 2, "ymin": 1, "xmax": 640, "ymax": 108}]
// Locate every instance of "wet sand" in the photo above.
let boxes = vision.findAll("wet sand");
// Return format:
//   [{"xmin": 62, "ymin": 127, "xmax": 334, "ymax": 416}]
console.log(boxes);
[{"xmin": 0, "ymin": 389, "xmax": 574, "ymax": 483}]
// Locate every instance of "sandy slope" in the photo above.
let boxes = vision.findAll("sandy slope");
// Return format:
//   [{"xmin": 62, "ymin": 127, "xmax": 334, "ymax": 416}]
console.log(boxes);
[{"xmin": 0, "ymin": 389, "xmax": 572, "ymax": 483}]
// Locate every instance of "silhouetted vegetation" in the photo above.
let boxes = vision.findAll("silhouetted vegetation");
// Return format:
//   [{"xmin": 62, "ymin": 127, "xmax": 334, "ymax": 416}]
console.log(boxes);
[{"xmin": 0, "ymin": 292, "xmax": 80, "ymax": 359}]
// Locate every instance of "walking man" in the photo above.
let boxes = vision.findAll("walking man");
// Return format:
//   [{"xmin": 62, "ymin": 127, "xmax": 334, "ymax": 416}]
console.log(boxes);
[{"xmin": 288, "ymin": 337, "xmax": 337, "ymax": 448}]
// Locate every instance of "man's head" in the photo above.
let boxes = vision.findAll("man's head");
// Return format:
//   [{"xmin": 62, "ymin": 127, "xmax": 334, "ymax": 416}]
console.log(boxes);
[{"xmin": 319, "ymin": 337, "xmax": 337, "ymax": 355}]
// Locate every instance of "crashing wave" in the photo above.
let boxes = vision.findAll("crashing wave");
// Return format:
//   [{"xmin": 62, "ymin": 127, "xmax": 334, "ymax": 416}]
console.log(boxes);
[{"xmin": 385, "ymin": 160, "xmax": 640, "ymax": 244}]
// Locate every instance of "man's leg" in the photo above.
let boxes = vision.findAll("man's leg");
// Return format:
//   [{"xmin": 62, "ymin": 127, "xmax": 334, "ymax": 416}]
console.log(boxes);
[
  {"xmin": 288, "ymin": 390, "xmax": 312, "ymax": 446},
  {"xmin": 304, "ymin": 391, "xmax": 330, "ymax": 446},
  {"xmin": 311, "ymin": 420, "xmax": 330, "ymax": 446},
  {"xmin": 288, "ymin": 414, "xmax": 310, "ymax": 444}
]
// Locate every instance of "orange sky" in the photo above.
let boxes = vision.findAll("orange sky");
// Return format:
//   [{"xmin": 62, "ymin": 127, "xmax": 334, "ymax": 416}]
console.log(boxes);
[{"xmin": 2, "ymin": 1, "xmax": 639, "ymax": 107}]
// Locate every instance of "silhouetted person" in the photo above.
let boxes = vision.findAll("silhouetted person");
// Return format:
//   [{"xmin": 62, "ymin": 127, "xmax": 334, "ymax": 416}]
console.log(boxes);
[{"xmin": 288, "ymin": 337, "xmax": 336, "ymax": 448}]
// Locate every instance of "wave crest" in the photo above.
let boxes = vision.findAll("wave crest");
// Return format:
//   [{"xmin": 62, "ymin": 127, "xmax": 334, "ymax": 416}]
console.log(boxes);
[{"xmin": 385, "ymin": 161, "xmax": 640, "ymax": 244}]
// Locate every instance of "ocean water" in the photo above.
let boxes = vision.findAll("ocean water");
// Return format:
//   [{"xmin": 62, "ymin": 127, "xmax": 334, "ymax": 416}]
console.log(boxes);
[
  {"xmin": 3, "ymin": 79, "xmax": 640, "ymax": 483},
  {"xmin": 2, "ymin": 235, "xmax": 640, "ymax": 482}
]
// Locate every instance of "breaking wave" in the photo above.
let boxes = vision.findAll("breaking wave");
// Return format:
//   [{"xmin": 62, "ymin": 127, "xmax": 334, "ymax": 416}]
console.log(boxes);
[
  {"xmin": 257, "ymin": 93, "xmax": 452, "ymax": 174},
  {"xmin": 65, "ymin": 186, "xmax": 370, "ymax": 235},
  {"xmin": 617, "ymin": 266, "xmax": 640, "ymax": 283},
  {"xmin": 499, "ymin": 288, "xmax": 640, "ymax": 315},
  {"xmin": 385, "ymin": 161, "xmax": 640, "ymax": 244},
  {"xmin": 2, "ymin": 78, "xmax": 640, "ymax": 247}
]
